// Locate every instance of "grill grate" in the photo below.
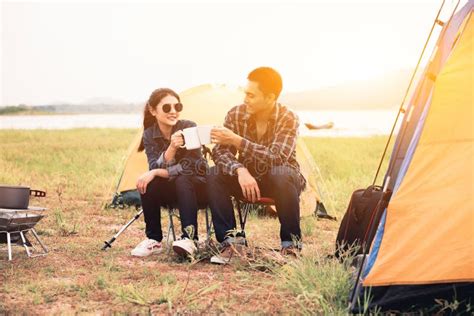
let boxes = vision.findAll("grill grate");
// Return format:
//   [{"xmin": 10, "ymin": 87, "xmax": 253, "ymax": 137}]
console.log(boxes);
[
  {"xmin": 0, "ymin": 207, "xmax": 46, "ymax": 232},
  {"xmin": 0, "ymin": 207, "xmax": 48, "ymax": 260}
]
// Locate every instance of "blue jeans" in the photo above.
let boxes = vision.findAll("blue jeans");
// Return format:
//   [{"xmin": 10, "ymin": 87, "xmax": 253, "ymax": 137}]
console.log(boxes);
[
  {"xmin": 140, "ymin": 175, "xmax": 207, "ymax": 241},
  {"xmin": 206, "ymin": 166, "xmax": 302, "ymax": 248}
]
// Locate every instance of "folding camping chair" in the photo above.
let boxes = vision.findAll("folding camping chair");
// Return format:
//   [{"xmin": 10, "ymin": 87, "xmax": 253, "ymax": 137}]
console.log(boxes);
[
  {"xmin": 233, "ymin": 196, "xmax": 276, "ymax": 246},
  {"xmin": 164, "ymin": 204, "xmax": 213, "ymax": 244},
  {"xmin": 163, "ymin": 145, "xmax": 214, "ymax": 243}
]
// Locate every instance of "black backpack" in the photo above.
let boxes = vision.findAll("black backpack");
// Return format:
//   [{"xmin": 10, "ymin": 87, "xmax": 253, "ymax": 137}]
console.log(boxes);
[{"xmin": 335, "ymin": 185, "xmax": 392, "ymax": 258}]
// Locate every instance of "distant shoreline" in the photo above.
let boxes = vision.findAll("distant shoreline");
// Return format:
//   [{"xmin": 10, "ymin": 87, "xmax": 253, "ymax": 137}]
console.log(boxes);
[
  {"xmin": 0, "ymin": 111, "xmax": 140, "ymax": 116},
  {"xmin": 0, "ymin": 111, "xmax": 398, "ymax": 137},
  {"xmin": 0, "ymin": 106, "xmax": 397, "ymax": 116}
]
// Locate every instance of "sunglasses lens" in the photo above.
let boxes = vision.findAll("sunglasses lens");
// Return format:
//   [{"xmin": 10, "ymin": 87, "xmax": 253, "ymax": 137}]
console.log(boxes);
[
  {"xmin": 162, "ymin": 104, "xmax": 171, "ymax": 113},
  {"xmin": 175, "ymin": 103, "xmax": 183, "ymax": 112}
]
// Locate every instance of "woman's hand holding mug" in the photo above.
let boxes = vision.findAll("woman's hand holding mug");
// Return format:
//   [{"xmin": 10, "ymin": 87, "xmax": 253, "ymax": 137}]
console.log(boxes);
[{"xmin": 170, "ymin": 130, "xmax": 184, "ymax": 150}]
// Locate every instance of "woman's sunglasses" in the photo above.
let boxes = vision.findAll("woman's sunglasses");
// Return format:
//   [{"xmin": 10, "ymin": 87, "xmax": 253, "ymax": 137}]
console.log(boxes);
[{"xmin": 162, "ymin": 102, "xmax": 183, "ymax": 113}]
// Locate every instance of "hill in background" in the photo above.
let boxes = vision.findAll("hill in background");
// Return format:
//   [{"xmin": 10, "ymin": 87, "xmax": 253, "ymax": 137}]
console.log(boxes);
[{"xmin": 280, "ymin": 68, "xmax": 413, "ymax": 111}]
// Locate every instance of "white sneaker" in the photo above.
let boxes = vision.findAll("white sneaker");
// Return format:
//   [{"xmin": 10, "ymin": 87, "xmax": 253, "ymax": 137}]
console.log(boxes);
[
  {"xmin": 210, "ymin": 244, "xmax": 243, "ymax": 265},
  {"xmin": 172, "ymin": 238, "xmax": 197, "ymax": 257},
  {"xmin": 131, "ymin": 239, "xmax": 163, "ymax": 257}
]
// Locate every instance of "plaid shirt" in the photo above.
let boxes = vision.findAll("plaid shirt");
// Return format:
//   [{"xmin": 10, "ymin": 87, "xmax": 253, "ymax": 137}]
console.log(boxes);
[{"xmin": 212, "ymin": 103, "xmax": 306, "ymax": 190}]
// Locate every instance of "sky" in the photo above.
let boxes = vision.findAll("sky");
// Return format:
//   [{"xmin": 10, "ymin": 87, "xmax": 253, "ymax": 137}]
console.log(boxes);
[{"xmin": 0, "ymin": 0, "xmax": 461, "ymax": 105}]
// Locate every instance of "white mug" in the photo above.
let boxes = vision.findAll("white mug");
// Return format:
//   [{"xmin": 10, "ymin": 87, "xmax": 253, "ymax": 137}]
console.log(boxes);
[
  {"xmin": 197, "ymin": 125, "xmax": 212, "ymax": 145},
  {"xmin": 180, "ymin": 127, "xmax": 201, "ymax": 150},
  {"xmin": 180, "ymin": 125, "xmax": 213, "ymax": 150}
]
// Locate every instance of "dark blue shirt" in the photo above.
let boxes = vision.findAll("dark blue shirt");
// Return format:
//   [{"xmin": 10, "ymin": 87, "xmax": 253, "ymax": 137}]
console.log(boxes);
[{"xmin": 142, "ymin": 120, "xmax": 208, "ymax": 181}]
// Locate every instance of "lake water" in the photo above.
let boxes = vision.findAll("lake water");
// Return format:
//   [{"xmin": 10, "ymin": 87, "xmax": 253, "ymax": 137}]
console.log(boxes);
[{"xmin": 0, "ymin": 110, "xmax": 400, "ymax": 137}]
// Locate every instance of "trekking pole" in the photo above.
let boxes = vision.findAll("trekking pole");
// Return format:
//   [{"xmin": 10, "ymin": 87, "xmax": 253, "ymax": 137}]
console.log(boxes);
[{"xmin": 102, "ymin": 207, "xmax": 143, "ymax": 250}]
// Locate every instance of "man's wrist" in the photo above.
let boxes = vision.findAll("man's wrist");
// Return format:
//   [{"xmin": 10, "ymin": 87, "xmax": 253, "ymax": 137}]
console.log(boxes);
[{"xmin": 233, "ymin": 135, "xmax": 243, "ymax": 148}]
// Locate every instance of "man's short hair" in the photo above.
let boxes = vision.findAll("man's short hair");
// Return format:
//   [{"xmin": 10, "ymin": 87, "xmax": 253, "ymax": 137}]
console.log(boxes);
[{"xmin": 247, "ymin": 67, "xmax": 283, "ymax": 99}]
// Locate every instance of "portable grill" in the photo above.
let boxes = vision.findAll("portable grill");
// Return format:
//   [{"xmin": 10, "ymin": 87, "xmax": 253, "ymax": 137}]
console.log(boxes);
[{"xmin": 0, "ymin": 206, "xmax": 48, "ymax": 260}]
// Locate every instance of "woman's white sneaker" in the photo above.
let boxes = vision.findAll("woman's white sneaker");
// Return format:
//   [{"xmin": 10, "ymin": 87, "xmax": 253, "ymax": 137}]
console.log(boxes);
[
  {"xmin": 131, "ymin": 239, "xmax": 163, "ymax": 257},
  {"xmin": 172, "ymin": 238, "xmax": 197, "ymax": 257}
]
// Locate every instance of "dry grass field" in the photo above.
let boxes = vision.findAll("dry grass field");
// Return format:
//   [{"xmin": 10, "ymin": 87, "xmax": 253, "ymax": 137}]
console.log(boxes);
[{"xmin": 0, "ymin": 129, "xmax": 389, "ymax": 314}]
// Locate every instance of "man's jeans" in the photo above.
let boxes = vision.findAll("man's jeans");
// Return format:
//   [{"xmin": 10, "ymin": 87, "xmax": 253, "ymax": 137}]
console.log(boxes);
[
  {"xmin": 140, "ymin": 175, "xmax": 207, "ymax": 241},
  {"xmin": 206, "ymin": 165, "xmax": 302, "ymax": 248}
]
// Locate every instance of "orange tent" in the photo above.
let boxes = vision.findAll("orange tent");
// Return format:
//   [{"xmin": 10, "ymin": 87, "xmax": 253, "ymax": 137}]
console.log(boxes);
[{"xmin": 352, "ymin": 1, "xmax": 473, "ymax": 312}]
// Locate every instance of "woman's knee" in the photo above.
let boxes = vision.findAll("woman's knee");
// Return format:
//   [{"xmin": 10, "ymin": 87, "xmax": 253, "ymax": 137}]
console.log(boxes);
[
  {"xmin": 174, "ymin": 174, "xmax": 194, "ymax": 189},
  {"xmin": 141, "ymin": 176, "xmax": 167, "ymax": 198}
]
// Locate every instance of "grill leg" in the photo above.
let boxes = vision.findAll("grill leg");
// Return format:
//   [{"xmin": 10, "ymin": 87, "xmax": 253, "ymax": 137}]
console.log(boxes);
[
  {"xmin": 20, "ymin": 231, "xmax": 31, "ymax": 257},
  {"xmin": 30, "ymin": 228, "xmax": 48, "ymax": 254},
  {"xmin": 6, "ymin": 232, "xmax": 12, "ymax": 261}
]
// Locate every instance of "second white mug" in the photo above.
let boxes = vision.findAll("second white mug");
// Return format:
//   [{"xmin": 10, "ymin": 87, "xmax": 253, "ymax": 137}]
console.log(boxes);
[{"xmin": 197, "ymin": 125, "xmax": 212, "ymax": 145}]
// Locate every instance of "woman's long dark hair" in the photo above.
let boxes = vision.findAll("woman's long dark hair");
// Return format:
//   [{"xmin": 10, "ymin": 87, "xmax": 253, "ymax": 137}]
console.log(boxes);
[{"xmin": 138, "ymin": 88, "xmax": 180, "ymax": 152}]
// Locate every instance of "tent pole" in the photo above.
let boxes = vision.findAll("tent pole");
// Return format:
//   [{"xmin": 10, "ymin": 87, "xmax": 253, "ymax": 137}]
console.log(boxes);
[{"xmin": 372, "ymin": 0, "xmax": 447, "ymax": 187}]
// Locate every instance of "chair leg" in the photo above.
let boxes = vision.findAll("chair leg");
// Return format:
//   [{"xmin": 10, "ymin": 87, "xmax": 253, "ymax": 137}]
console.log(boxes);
[
  {"xmin": 236, "ymin": 201, "xmax": 249, "ymax": 245},
  {"xmin": 205, "ymin": 207, "xmax": 212, "ymax": 244},
  {"xmin": 242, "ymin": 204, "xmax": 250, "ymax": 231},
  {"xmin": 168, "ymin": 208, "xmax": 177, "ymax": 242},
  {"xmin": 236, "ymin": 201, "xmax": 245, "ymax": 232}
]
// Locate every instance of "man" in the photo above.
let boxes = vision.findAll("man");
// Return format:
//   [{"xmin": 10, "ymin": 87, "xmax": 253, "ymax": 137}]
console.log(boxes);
[{"xmin": 208, "ymin": 66, "xmax": 306, "ymax": 264}]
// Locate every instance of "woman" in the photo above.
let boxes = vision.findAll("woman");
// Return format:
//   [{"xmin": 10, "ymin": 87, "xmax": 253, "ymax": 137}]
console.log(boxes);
[{"xmin": 131, "ymin": 88, "xmax": 208, "ymax": 257}]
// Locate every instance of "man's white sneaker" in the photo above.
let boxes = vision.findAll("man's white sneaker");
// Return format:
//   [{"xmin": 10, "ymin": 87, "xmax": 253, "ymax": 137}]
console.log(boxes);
[
  {"xmin": 210, "ymin": 244, "xmax": 244, "ymax": 265},
  {"xmin": 172, "ymin": 238, "xmax": 197, "ymax": 257},
  {"xmin": 131, "ymin": 239, "xmax": 163, "ymax": 257}
]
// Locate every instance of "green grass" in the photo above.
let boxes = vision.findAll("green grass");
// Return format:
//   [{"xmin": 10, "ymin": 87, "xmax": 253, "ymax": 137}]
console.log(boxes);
[
  {"xmin": 0, "ymin": 129, "xmax": 136, "ymax": 200},
  {"xmin": 0, "ymin": 129, "xmax": 391, "ymax": 314},
  {"xmin": 302, "ymin": 136, "xmax": 391, "ymax": 216}
]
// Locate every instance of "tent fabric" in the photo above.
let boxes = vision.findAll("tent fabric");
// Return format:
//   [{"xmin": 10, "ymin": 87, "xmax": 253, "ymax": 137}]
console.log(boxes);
[
  {"xmin": 384, "ymin": 1, "xmax": 474, "ymax": 191},
  {"xmin": 360, "ymin": 283, "xmax": 474, "ymax": 312},
  {"xmin": 116, "ymin": 131, "xmax": 148, "ymax": 193},
  {"xmin": 392, "ymin": 92, "xmax": 432, "ymax": 193},
  {"xmin": 362, "ymin": 210, "xmax": 387, "ymax": 279},
  {"xmin": 364, "ymin": 11, "xmax": 473, "ymax": 287},
  {"xmin": 353, "ymin": 1, "xmax": 474, "ymax": 312}
]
